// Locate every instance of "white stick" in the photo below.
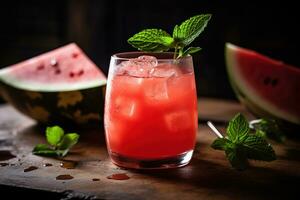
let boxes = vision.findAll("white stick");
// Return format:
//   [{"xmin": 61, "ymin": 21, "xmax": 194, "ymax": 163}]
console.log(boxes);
[
  {"xmin": 207, "ymin": 121, "xmax": 224, "ymax": 138},
  {"xmin": 249, "ymin": 119, "xmax": 262, "ymax": 129}
]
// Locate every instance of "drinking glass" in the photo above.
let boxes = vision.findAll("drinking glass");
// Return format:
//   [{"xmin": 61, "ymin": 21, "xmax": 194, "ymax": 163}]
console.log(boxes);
[{"xmin": 104, "ymin": 52, "xmax": 198, "ymax": 169}]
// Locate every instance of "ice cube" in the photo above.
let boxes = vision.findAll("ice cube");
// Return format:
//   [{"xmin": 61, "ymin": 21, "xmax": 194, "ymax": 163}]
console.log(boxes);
[
  {"xmin": 144, "ymin": 78, "xmax": 169, "ymax": 100},
  {"xmin": 116, "ymin": 75, "xmax": 143, "ymax": 89},
  {"xmin": 150, "ymin": 64, "xmax": 180, "ymax": 78},
  {"xmin": 116, "ymin": 55, "xmax": 158, "ymax": 78},
  {"xmin": 164, "ymin": 111, "xmax": 193, "ymax": 132},
  {"xmin": 137, "ymin": 55, "xmax": 158, "ymax": 67},
  {"xmin": 114, "ymin": 97, "xmax": 137, "ymax": 118}
]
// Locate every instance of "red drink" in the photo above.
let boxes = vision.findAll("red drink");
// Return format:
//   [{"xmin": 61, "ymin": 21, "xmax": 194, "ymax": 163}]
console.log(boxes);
[{"xmin": 104, "ymin": 53, "xmax": 198, "ymax": 169}]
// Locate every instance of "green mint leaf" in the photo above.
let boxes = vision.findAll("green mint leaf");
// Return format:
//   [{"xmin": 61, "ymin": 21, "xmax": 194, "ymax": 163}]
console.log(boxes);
[
  {"xmin": 225, "ymin": 143, "xmax": 248, "ymax": 170},
  {"xmin": 58, "ymin": 133, "xmax": 80, "ymax": 150},
  {"xmin": 32, "ymin": 144, "xmax": 58, "ymax": 157},
  {"xmin": 227, "ymin": 113, "xmax": 249, "ymax": 142},
  {"xmin": 255, "ymin": 129, "xmax": 267, "ymax": 138},
  {"xmin": 128, "ymin": 29, "xmax": 174, "ymax": 52},
  {"xmin": 55, "ymin": 149, "xmax": 69, "ymax": 157},
  {"xmin": 33, "ymin": 150, "xmax": 59, "ymax": 157},
  {"xmin": 46, "ymin": 126, "xmax": 64, "ymax": 146},
  {"xmin": 33, "ymin": 144, "xmax": 52, "ymax": 151},
  {"xmin": 243, "ymin": 135, "xmax": 276, "ymax": 161},
  {"xmin": 210, "ymin": 114, "xmax": 277, "ymax": 171},
  {"xmin": 178, "ymin": 47, "xmax": 202, "ymax": 58},
  {"xmin": 211, "ymin": 138, "xmax": 229, "ymax": 150},
  {"xmin": 251, "ymin": 119, "xmax": 285, "ymax": 143},
  {"xmin": 173, "ymin": 14, "xmax": 211, "ymax": 47},
  {"xmin": 32, "ymin": 126, "xmax": 80, "ymax": 158}
]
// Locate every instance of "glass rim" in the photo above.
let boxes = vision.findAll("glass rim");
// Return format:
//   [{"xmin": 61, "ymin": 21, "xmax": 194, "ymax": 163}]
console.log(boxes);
[{"xmin": 111, "ymin": 51, "xmax": 192, "ymax": 61}]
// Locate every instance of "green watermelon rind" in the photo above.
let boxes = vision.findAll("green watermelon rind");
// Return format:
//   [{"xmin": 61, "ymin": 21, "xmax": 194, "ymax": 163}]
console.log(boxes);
[
  {"xmin": 0, "ymin": 81, "xmax": 105, "ymax": 125},
  {"xmin": 225, "ymin": 43, "xmax": 300, "ymax": 125}
]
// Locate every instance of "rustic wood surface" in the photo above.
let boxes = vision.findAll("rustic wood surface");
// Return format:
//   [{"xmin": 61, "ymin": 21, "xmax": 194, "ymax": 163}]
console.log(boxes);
[{"xmin": 0, "ymin": 98, "xmax": 299, "ymax": 199}]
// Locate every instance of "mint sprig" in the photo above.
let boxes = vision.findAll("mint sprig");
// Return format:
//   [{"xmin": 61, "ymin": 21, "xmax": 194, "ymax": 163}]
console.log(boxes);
[
  {"xmin": 32, "ymin": 125, "xmax": 79, "ymax": 157},
  {"xmin": 210, "ymin": 113, "xmax": 276, "ymax": 170},
  {"xmin": 127, "ymin": 14, "xmax": 211, "ymax": 58}
]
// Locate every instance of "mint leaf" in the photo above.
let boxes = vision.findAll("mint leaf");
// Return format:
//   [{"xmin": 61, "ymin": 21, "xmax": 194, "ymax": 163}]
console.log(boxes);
[
  {"xmin": 32, "ymin": 126, "xmax": 79, "ymax": 158},
  {"xmin": 56, "ymin": 149, "xmax": 69, "ymax": 157},
  {"xmin": 33, "ymin": 144, "xmax": 51, "ymax": 151},
  {"xmin": 46, "ymin": 126, "xmax": 64, "ymax": 146},
  {"xmin": 33, "ymin": 150, "xmax": 58, "ymax": 157},
  {"xmin": 255, "ymin": 129, "xmax": 266, "ymax": 138},
  {"xmin": 58, "ymin": 133, "xmax": 80, "ymax": 150},
  {"xmin": 173, "ymin": 14, "xmax": 211, "ymax": 47},
  {"xmin": 211, "ymin": 138, "xmax": 229, "ymax": 150},
  {"xmin": 243, "ymin": 135, "xmax": 276, "ymax": 161},
  {"xmin": 32, "ymin": 144, "xmax": 58, "ymax": 157},
  {"xmin": 128, "ymin": 29, "xmax": 174, "ymax": 52},
  {"xmin": 225, "ymin": 143, "xmax": 248, "ymax": 170},
  {"xmin": 32, "ymin": 143, "xmax": 70, "ymax": 157},
  {"xmin": 178, "ymin": 47, "xmax": 202, "ymax": 58},
  {"xmin": 210, "ymin": 113, "xmax": 277, "ymax": 171},
  {"xmin": 227, "ymin": 113, "xmax": 249, "ymax": 142},
  {"xmin": 250, "ymin": 119, "xmax": 285, "ymax": 143}
]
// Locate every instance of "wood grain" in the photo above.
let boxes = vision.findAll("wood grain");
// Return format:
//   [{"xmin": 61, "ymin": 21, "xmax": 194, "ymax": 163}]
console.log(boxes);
[{"xmin": 0, "ymin": 98, "xmax": 299, "ymax": 199}]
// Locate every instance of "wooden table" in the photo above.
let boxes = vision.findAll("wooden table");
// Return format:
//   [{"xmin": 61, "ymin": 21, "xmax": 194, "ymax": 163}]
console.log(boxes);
[{"xmin": 0, "ymin": 98, "xmax": 299, "ymax": 199}]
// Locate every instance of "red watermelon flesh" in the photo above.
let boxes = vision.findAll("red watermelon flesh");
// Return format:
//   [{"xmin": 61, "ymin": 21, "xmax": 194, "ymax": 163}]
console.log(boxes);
[
  {"xmin": 0, "ymin": 43, "xmax": 106, "ymax": 91},
  {"xmin": 226, "ymin": 43, "xmax": 300, "ymax": 125}
]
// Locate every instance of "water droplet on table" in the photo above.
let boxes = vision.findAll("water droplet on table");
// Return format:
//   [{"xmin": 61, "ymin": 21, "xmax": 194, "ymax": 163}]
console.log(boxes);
[
  {"xmin": 56, "ymin": 174, "xmax": 74, "ymax": 180},
  {"xmin": 43, "ymin": 163, "xmax": 53, "ymax": 167},
  {"xmin": 60, "ymin": 161, "xmax": 77, "ymax": 169},
  {"xmin": 0, "ymin": 163, "xmax": 9, "ymax": 167},
  {"xmin": 0, "ymin": 150, "xmax": 16, "ymax": 161},
  {"xmin": 24, "ymin": 166, "xmax": 38, "ymax": 172},
  {"xmin": 107, "ymin": 173, "xmax": 130, "ymax": 180}
]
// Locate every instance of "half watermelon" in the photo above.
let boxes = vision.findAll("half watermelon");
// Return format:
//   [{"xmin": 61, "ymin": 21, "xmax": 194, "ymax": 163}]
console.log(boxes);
[
  {"xmin": 225, "ymin": 43, "xmax": 300, "ymax": 125},
  {"xmin": 0, "ymin": 43, "xmax": 106, "ymax": 125}
]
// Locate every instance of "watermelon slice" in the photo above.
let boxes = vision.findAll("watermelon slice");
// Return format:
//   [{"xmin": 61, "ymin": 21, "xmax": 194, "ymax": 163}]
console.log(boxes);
[
  {"xmin": 225, "ymin": 43, "xmax": 300, "ymax": 125},
  {"xmin": 0, "ymin": 43, "xmax": 106, "ymax": 124}
]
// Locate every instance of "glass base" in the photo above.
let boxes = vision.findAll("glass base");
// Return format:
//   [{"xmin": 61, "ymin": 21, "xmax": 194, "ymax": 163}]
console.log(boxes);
[{"xmin": 109, "ymin": 150, "xmax": 193, "ymax": 169}]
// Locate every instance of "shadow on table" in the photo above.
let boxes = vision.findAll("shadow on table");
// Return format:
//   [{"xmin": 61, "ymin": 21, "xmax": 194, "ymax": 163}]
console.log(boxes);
[
  {"xmin": 131, "ymin": 147, "xmax": 299, "ymax": 200},
  {"xmin": 15, "ymin": 123, "xmax": 300, "ymax": 199}
]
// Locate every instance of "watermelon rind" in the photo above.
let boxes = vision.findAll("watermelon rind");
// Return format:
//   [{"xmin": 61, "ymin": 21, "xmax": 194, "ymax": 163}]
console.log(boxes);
[
  {"xmin": 0, "ymin": 79, "xmax": 106, "ymax": 125},
  {"xmin": 0, "ymin": 43, "xmax": 106, "ymax": 92},
  {"xmin": 0, "ymin": 43, "xmax": 106, "ymax": 125},
  {"xmin": 0, "ymin": 68, "xmax": 106, "ymax": 92},
  {"xmin": 225, "ymin": 43, "xmax": 300, "ymax": 125}
]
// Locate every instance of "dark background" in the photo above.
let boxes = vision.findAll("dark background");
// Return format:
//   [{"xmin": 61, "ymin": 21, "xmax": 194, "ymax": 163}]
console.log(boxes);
[{"xmin": 0, "ymin": 0, "xmax": 299, "ymax": 99}]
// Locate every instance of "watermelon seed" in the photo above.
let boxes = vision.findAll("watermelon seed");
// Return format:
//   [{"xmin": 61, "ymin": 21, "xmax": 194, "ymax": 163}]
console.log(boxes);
[
  {"xmin": 78, "ymin": 70, "xmax": 84, "ymax": 76},
  {"xmin": 36, "ymin": 65, "xmax": 44, "ymax": 70},
  {"xmin": 55, "ymin": 69, "xmax": 61, "ymax": 74},
  {"xmin": 271, "ymin": 79, "xmax": 278, "ymax": 87},
  {"xmin": 69, "ymin": 72, "xmax": 75, "ymax": 78},
  {"xmin": 72, "ymin": 52, "xmax": 79, "ymax": 58},
  {"xmin": 50, "ymin": 58, "xmax": 58, "ymax": 67},
  {"xmin": 263, "ymin": 77, "xmax": 271, "ymax": 85}
]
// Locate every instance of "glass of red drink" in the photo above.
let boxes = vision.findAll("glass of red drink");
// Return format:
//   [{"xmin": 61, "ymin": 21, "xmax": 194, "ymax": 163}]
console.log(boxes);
[{"xmin": 104, "ymin": 52, "xmax": 198, "ymax": 169}]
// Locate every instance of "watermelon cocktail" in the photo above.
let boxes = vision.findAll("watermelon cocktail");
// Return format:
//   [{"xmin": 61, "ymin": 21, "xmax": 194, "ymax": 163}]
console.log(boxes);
[{"xmin": 104, "ymin": 52, "xmax": 198, "ymax": 169}]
